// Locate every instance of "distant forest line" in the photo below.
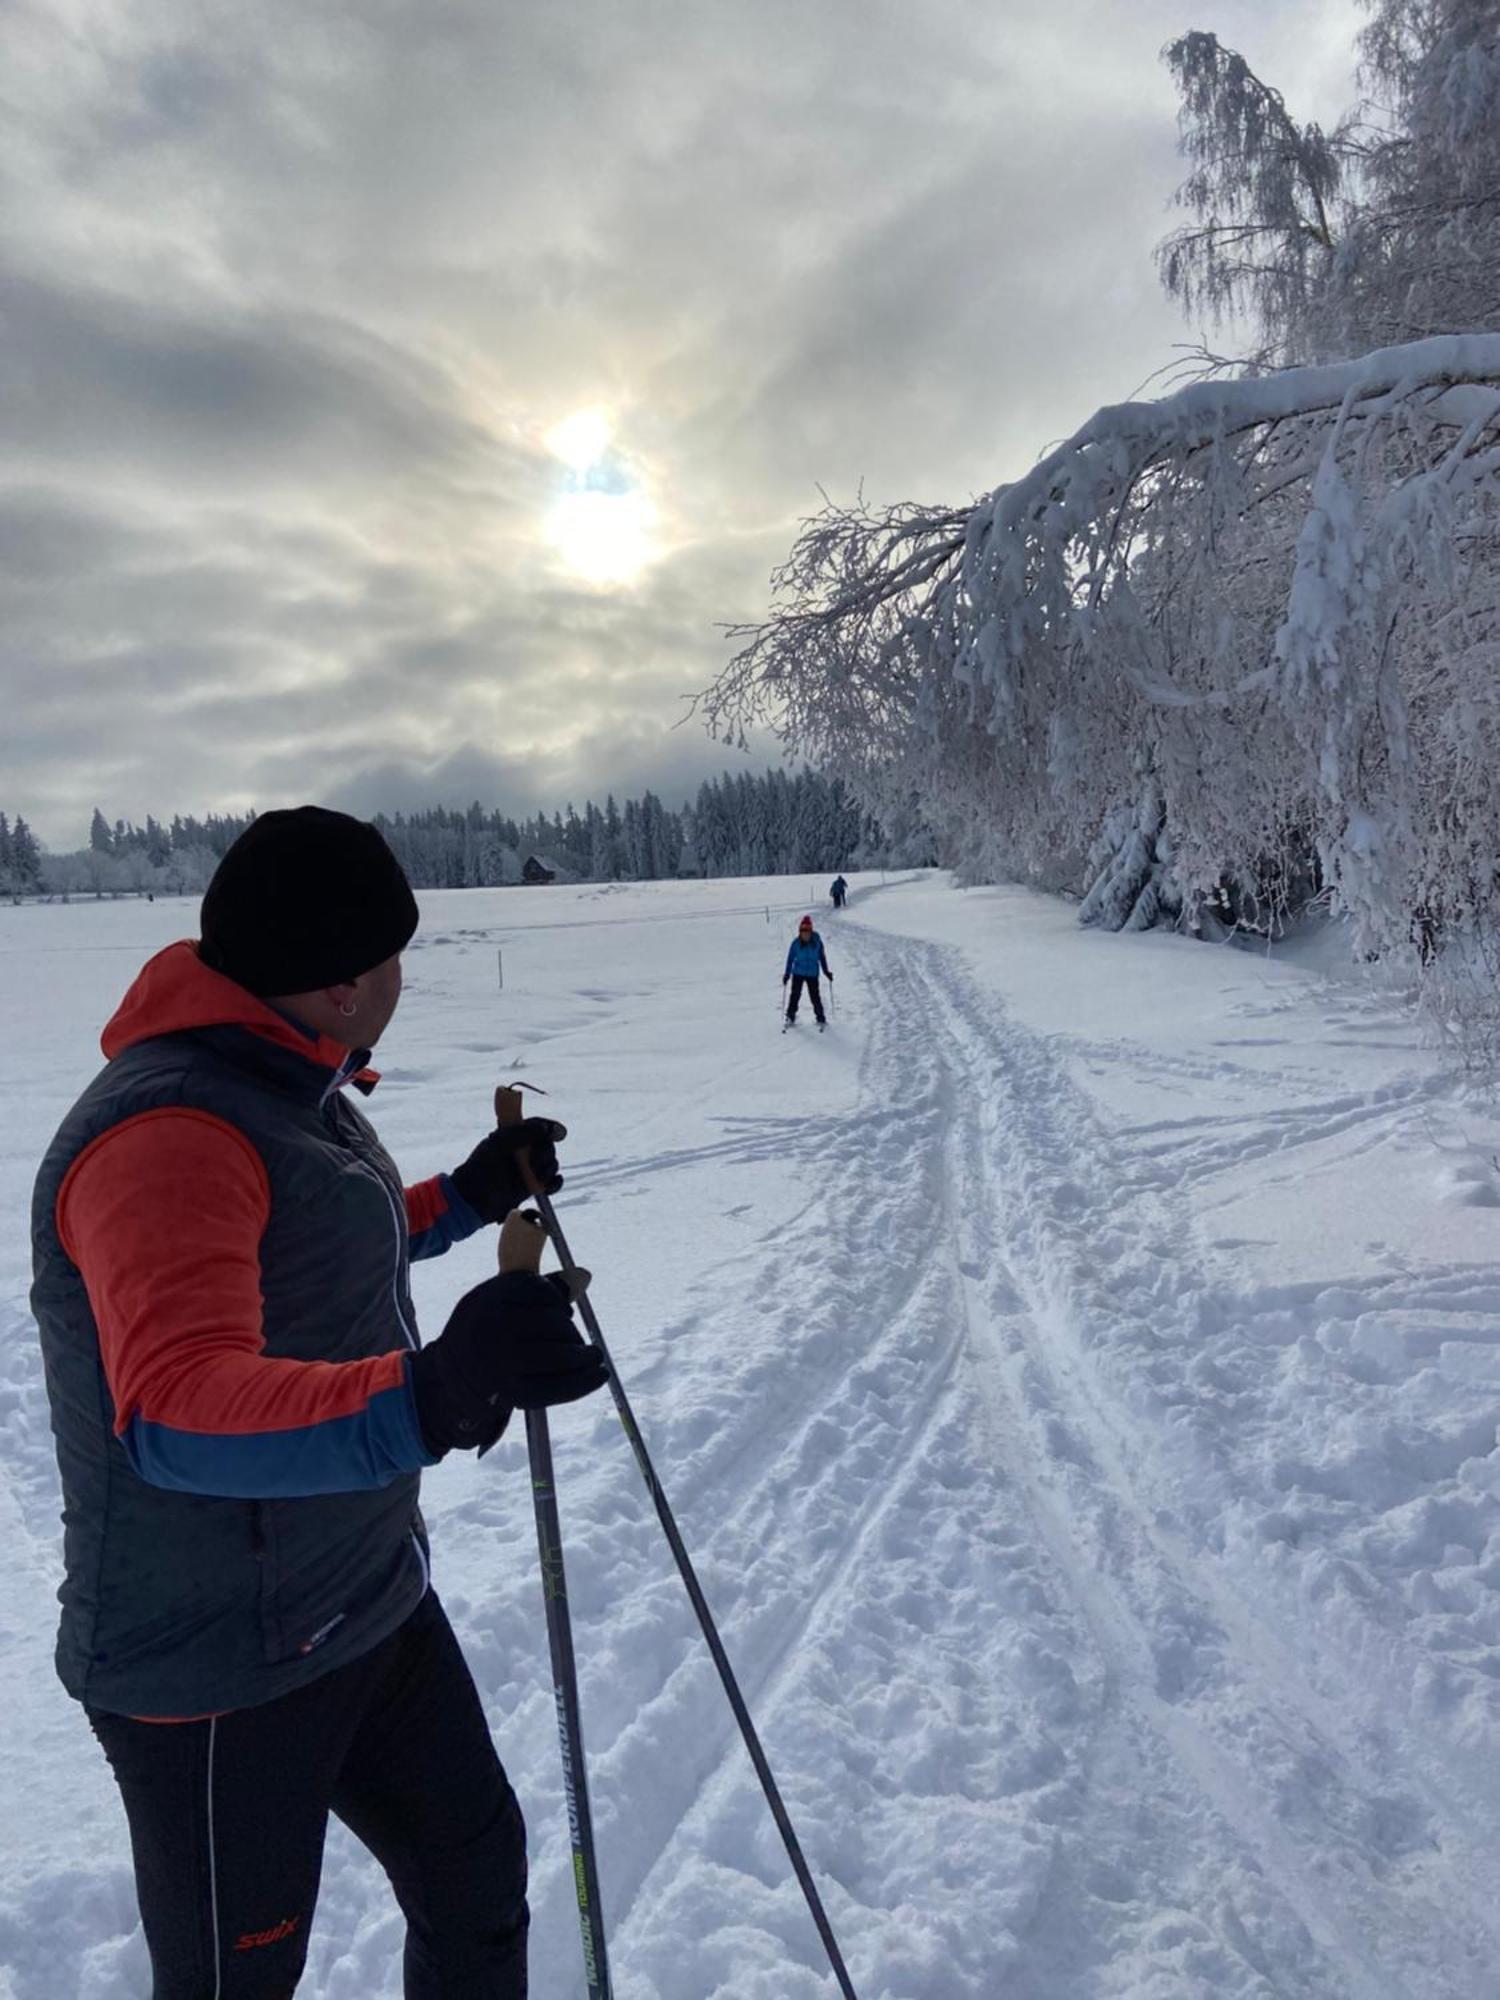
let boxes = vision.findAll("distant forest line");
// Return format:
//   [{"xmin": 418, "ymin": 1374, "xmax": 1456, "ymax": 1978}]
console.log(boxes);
[{"xmin": 1, "ymin": 767, "xmax": 928, "ymax": 899}]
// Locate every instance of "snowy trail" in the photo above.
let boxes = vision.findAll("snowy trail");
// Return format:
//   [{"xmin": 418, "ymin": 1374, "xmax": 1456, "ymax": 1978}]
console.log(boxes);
[
  {"xmin": 4, "ymin": 876, "xmax": 1500, "ymax": 1999},
  {"xmin": 601, "ymin": 933, "xmax": 1076, "ymax": 1998},
  {"xmin": 583, "ymin": 911, "xmax": 1500, "ymax": 1997},
  {"xmin": 888, "ymin": 933, "xmax": 1499, "ymax": 1996}
]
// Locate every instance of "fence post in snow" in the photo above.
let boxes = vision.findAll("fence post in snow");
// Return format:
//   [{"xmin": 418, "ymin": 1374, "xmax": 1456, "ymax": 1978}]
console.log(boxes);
[{"xmin": 497, "ymin": 948, "xmax": 503, "ymax": 991}]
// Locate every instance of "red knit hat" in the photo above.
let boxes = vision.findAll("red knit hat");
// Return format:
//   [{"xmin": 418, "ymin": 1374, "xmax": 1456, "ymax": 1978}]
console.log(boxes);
[{"xmin": 798, "ymin": 914, "xmax": 813, "ymax": 929}]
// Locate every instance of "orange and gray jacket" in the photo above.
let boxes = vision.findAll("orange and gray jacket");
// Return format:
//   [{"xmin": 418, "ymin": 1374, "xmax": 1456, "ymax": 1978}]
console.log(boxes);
[{"xmin": 30, "ymin": 941, "xmax": 484, "ymax": 1718}]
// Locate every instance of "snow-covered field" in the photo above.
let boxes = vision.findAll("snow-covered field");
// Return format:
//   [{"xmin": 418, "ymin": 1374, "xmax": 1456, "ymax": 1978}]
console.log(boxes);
[{"xmin": 4, "ymin": 871, "xmax": 1500, "ymax": 1999}]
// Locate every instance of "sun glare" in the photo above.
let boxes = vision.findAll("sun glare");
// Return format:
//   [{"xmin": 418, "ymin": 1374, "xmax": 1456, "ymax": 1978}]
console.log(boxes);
[
  {"xmin": 547, "ymin": 407, "xmax": 612, "ymax": 473},
  {"xmin": 543, "ymin": 405, "xmax": 657, "ymax": 585},
  {"xmin": 547, "ymin": 487, "xmax": 658, "ymax": 586}
]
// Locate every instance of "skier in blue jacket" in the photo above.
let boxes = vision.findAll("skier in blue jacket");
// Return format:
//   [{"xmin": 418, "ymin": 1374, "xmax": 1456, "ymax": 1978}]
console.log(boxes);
[{"xmin": 783, "ymin": 915, "xmax": 832, "ymax": 1029}]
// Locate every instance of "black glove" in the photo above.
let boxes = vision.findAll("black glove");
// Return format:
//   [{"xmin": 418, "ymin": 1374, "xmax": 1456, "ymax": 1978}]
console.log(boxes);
[
  {"xmin": 782, "ymin": 974, "xmax": 789, "ymax": 985},
  {"xmin": 449, "ymin": 1117, "xmax": 565, "ymax": 1222},
  {"xmin": 408, "ymin": 1271, "xmax": 608, "ymax": 1455}
]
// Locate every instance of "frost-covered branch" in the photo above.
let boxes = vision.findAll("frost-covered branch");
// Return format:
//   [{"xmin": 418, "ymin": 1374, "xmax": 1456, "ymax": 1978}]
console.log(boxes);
[
  {"xmin": 706, "ymin": 335, "xmax": 1500, "ymax": 955},
  {"xmin": 1156, "ymin": 30, "xmax": 1348, "ymax": 356}
]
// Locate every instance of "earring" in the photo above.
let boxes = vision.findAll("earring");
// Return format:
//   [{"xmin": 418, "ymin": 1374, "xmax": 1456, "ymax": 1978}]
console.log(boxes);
[{"xmin": 339, "ymin": 1000, "xmax": 358, "ymax": 1018}]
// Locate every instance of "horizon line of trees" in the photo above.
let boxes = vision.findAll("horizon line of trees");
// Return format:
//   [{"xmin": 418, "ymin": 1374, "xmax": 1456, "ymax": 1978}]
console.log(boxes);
[{"xmin": 2, "ymin": 766, "xmax": 917, "ymax": 900}]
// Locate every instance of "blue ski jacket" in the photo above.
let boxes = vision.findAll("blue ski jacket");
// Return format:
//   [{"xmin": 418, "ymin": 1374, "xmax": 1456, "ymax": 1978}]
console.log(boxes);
[{"xmin": 785, "ymin": 932, "xmax": 831, "ymax": 979}]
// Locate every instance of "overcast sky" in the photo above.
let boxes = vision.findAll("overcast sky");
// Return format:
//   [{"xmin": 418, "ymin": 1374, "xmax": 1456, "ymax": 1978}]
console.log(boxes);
[{"xmin": 2, "ymin": 0, "xmax": 1362, "ymax": 847}]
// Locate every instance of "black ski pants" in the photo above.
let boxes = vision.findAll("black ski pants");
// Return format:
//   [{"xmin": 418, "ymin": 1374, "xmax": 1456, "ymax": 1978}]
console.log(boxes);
[
  {"xmin": 786, "ymin": 974, "xmax": 826, "ymax": 1024},
  {"xmin": 88, "ymin": 1591, "xmax": 528, "ymax": 1999}
]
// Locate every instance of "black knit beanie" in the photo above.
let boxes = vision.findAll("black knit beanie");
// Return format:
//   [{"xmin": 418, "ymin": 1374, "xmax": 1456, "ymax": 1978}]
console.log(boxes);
[{"xmin": 200, "ymin": 807, "xmax": 419, "ymax": 996}]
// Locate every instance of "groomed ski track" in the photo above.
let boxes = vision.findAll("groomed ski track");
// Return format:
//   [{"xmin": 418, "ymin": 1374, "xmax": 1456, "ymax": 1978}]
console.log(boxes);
[{"xmin": 439, "ymin": 892, "xmax": 1500, "ymax": 2000}]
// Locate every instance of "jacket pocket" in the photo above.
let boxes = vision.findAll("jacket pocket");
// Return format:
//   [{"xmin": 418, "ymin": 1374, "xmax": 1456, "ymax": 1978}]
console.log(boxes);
[
  {"xmin": 251, "ymin": 1499, "xmax": 290, "ymax": 1664},
  {"xmin": 255, "ymin": 1494, "xmax": 417, "ymax": 1666}
]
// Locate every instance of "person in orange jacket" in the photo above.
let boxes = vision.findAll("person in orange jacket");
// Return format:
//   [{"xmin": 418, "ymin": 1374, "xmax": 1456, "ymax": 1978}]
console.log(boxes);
[{"xmin": 31, "ymin": 805, "xmax": 607, "ymax": 1998}]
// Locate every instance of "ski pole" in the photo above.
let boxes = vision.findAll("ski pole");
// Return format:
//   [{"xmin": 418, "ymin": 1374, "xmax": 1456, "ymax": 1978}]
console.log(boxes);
[
  {"xmin": 496, "ymin": 1103, "xmax": 612, "ymax": 2000},
  {"xmin": 497, "ymin": 1087, "xmax": 862, "ymax": 2000}
]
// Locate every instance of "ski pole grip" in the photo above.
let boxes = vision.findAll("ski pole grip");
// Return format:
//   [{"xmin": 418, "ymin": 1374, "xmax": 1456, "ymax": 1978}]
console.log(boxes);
[
  {"xmin": 499, "ymin": 1208, "xmax": 548, "ymax": 1276},
  {"xmin": 495, "ymin": 1082, "xmax": 544, "ymax": 1198}
]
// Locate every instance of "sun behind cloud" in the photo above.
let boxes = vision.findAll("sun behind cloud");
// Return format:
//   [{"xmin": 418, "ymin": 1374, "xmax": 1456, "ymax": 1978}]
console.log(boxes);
[
  {"xmin": 547, "ymin": 486, "xmax": 658, "ymax": 585},
  {"xmin": 546, "ymin": 407, "xmax": 612, "ymax": 472},
  {"xmin": 544, "ymin": 408, "xmax": 658, "ymax": 585}
]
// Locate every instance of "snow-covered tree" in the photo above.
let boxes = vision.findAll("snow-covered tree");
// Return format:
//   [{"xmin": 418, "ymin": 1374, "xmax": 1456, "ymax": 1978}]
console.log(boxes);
[
  {"xmin": 1156, "ymin": 30, "xmax": 1345, "ymax": 363},
  {"xmin": 1327, "ymin": 0, "xmax": 1500, "ymax": 354},
  {"xmin": 709, "ymin": 337, "xmax": 1500, "ymax": 938},
  {"xmin": 1160, "ymin": 5, "xmax": 1500, "ymax": 364},
  {"xmin": 0, "ymin": 814, "xmax": 39, "ymax": 898},
  {"xmin": 704, "ymin": 2, "xmax": 1500, "ymax": 1059}
]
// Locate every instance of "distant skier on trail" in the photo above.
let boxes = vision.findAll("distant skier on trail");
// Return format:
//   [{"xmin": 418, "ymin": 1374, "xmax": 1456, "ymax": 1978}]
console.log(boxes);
[
  {"xmin": 29, "ymin": 806, "xmax": 607, "ymax": 1999},
  {"xmin": 783, "ymin": 914, "xmax": 832, "ymax": 1030},
  {"xmin": 830, "ymin": 875, "xmax": 848, "ymax": 909}
]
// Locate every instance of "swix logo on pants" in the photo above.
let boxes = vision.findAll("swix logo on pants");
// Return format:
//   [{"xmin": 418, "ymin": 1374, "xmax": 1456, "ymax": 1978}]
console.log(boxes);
[{"xmin": 233, "ymin": 1914, "xmax": 301, "ymax": 1952}]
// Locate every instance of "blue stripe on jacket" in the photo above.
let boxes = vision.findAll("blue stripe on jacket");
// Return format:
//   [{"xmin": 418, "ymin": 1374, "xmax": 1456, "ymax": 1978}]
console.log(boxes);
[
  {"xmin": 121, "ymin": 1373, "xmax": 437, "ymax": 1497},
  {"xmin": 409, "ymin": 1174, "xmax": 487, "ymax": 1262}
]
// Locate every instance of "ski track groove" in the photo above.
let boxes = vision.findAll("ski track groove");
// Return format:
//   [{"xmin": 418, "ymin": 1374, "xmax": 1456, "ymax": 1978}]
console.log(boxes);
[
  {"xmin": 609, "ymin": 1315, "xmax": 978, "ymax": 1975},
  {"xmin": 899, "ymin": 928, "xmax": 1500, "ymax": 1995},
  {"xmin": 598, "ymin": 937, "xmax": 999, "ymax": 1982},
  {"xmin": 882, "ymin": 939, "xmax": 1372, "ymax": 1997}
]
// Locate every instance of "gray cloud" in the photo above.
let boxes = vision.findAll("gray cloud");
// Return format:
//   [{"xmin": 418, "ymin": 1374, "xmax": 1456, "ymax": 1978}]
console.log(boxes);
[
  {"xmin": 319, "ymin": 723, "xmax": 771, "ymax": 827},
  {"xmin": 0, "ymin": 0, "xmax": 1362, "ymax": 845},
  {"xmin": 0, "ymin": 268, "xmax": 532, "ymax": 508}
]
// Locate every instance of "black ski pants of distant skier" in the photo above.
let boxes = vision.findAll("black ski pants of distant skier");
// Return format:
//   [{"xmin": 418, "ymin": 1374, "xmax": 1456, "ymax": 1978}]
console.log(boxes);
[
  {"xmin": 87, "ymin": 1591, "xmax": 528, "ymax": 1999},
  {"xmin": 786, "ymin": 974, "xmax": 826, "ymax": 1024}
]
